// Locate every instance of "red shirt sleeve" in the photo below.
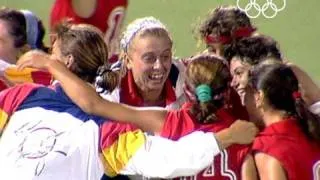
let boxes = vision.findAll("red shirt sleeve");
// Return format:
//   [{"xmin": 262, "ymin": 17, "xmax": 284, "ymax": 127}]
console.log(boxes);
[{"xmin": 160, "ymin": 104, "xmax": 196, "ymax": 140}]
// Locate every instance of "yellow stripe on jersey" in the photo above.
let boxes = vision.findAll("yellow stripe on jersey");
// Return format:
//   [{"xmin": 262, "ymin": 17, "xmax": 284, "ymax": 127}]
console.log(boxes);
[
  {"xmin": 4, "ymin": 67, "xmax": 34, "ymax": 84},
  {"xmin": 0, "ymin": 109, "xmax": 8, "ymax": 133},
  {"xmin": 101, "ymin": 129, "xmax": 146, "ymax": 177}
]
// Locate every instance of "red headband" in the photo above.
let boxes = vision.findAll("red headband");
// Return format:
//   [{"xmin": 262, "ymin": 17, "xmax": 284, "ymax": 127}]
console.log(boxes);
[{"xmin": 205, "ymin": 27, "xmax": 257, "ymax": 45}]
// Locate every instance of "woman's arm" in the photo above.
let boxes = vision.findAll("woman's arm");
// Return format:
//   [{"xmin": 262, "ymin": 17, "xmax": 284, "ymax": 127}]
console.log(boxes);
[
  {"xmin": 103, "ymin": 123, "xmax": 257, "ymax": 178},
  {"xmin": 254, "ymin": 152, "xmax": 287, "ymax": 180},
  {"xmin": 241, "ymin": 154, "xmax": 258, "ymax": 180},
  {"xmin": 17, "ymin": 50, "xmax": 166, "ymax": 133},
  {"xmin": 17, "ymin": 50, "xmax": 258, "ymax": 144},
  {"xmin": 117, "ymin": 131, "xmax": 221, "ymax": 178},
  {"xmin": 72, "ymin": 0, "xmax": 97, "ymax": 18},
  {"xmin": 47, "ymin": 60, "xmax": 166, "ymax": 133},
  {"xmin": 287, "ymin": 63, "xmax": 320, "ymax": 106}
]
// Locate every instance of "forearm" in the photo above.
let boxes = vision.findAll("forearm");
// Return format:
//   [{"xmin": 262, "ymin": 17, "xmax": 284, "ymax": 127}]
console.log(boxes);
[
  {"xmin": 47, "ymin": 60, "xmax": 165, "ymax": 132},
  {"xmin": 214, "ymin": 128, "xmax": 235, "ymax": 150},
  {"xmin": 120, "ymin": 131, "xmax": 220, "ymax": 178},
  {"xmin": 96, "ymin": 101, "xmax": 166, "ymax": 133}
]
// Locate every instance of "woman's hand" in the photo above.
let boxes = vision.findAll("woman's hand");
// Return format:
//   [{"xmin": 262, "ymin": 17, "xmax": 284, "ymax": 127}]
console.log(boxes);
[
  {"xmin": 285, "ymin": 61, "xmax": 320, "ymax": 106},
  {"xmin": 215, "ymin": 120, "xmax": 258, "ymax": 150},
  {"xmin": 16, "ymin": 50, "xmax": 53, "ymax": 71}
]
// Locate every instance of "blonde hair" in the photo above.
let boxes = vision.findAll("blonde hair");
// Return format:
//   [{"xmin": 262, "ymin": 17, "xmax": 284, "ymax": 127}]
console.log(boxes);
[{"xmin": 186, "ymin": 54, "xmax": 230, "ymax": 124}]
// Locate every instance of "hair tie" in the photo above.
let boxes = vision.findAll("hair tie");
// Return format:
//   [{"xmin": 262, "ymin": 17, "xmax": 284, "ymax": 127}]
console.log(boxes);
[
  {"xmin": 97, "ymin": 65, "xmax": 112, "ymax": 76},
  {"xmin": 292, "ymin": 91, "xmax": 302, "ymax": 100},
  {"xmin": 195, "ymin": 84, "xmax": 212, "ymax": 103}
]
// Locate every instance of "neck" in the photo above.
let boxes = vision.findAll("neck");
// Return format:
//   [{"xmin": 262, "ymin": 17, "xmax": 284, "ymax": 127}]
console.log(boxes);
[
  {"xmin": 262, "ymin": 108, "xmax": 287, "ymax": 126},
  {"xmin": 139, "ymin": 88, "xmax": 164, "ymax": 106}
]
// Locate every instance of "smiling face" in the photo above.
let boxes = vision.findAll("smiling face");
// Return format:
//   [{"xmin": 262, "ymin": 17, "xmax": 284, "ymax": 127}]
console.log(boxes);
[
  {"xmin": 230, "ymin": 57, "xmax": 252, "ymax": 105},
  {"xmin": 126, "ymin": 32, "xmax": 172, "ymax": 93}
]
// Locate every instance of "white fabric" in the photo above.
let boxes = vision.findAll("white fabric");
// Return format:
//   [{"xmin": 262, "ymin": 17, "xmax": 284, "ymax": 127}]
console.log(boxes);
[
  {"xmin": 0, "ymin": 108, "xmax": 221, "ymax": 179},
  {"xmin": 309, "ymin": 101, "xmax": 320, "ymax": 116},
  {"xmin": 121, "ymin": 131, "xmax": 220, "ymax": 178},
  {"xmin": 0, "ymin": 59, "xmax": 13, "ymax": 76},
  {"xmin": 100, "ymin": 88, "xmax": 120, "ymax": 102},
  {"xmin": 0, "ymin": 107, "xmax": 104, "ymax": 180}
]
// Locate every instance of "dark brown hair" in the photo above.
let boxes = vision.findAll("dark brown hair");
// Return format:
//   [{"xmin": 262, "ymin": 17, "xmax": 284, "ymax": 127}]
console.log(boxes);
[
  {"xmin": 0, "ymin": 7, "xmax": 27, "ymax": 48},
  {"xmin": 198, "ymin": 6, "xmax": 254, "ymax": 45},
  {"xmin": 249, "ymin": 63, "xmax": 320, "ymax": 141},
  {"xmin": 224, "ymin": 34, "xmax": 282, "ymax": 63}
]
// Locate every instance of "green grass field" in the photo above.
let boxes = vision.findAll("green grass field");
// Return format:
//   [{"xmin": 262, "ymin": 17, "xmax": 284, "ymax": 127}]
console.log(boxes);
[{"xmin": 2, "ymin": 0, "xmax": 319, "ymax": 79}]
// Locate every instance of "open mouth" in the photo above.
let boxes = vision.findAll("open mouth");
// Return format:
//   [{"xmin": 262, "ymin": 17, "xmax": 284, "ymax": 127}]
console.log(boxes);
[{"xmin": 148, "ymin": 73, "xmax": 165, "ymax": 84}]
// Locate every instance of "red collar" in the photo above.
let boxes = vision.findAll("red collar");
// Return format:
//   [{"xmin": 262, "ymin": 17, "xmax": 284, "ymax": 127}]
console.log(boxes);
[
  {"xmin": 120, "ymin": 70, "xmax": 176, "ymax": 107},
  {"xmin": 259, "ymin": 117, "xmax": 303, "ymax": 137}
]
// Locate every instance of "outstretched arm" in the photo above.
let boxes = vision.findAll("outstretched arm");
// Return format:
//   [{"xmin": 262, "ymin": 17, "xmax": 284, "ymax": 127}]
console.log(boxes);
[
  {"xmin": 108, "ymin": 130, "xmax": 221, "ymax": 178},
  {"xmin": 17, "ymin": 50, "xmax": 166, "ymax": 133},
  {"xmin": 17, "ymin": 50, "xmax": 258, "ymax": 144},
  {"xmin": 101, "ymin": 121, "xmax": 258, "ymax": 177}
]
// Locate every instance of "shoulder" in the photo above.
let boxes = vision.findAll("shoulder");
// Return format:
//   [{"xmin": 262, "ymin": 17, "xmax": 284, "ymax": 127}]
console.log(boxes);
[
  {"xmin": 254, "ymin": 152, "xmax": 287, "ymax": 180},
  {"xmin": 161, "ymin": 105, "xmax": 196, "ymax": 139}
]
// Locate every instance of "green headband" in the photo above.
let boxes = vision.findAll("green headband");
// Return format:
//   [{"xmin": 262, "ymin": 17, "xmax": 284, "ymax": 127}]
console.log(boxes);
[{"xmin": 195, "ymin": 84, "xmax": 212, "ymax": 103}]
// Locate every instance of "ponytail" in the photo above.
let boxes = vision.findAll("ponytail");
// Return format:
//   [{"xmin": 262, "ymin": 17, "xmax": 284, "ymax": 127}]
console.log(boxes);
[
  {"xmin": 95, "ymin": 65, "xmax": 119, "ymax": 93},
  {"xmin": 293, "ymin": 91, "xmax": 320, "ymax": 141},
  {"xmin": 190, "ymin": 84, "xmax": 224, "ymax": 124}
]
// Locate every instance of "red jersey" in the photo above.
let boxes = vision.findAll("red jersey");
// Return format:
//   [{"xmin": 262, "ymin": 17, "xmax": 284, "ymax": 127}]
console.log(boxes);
[
  {"xmin": 252, "ymin": 119, "xmax": 320, "ymax": 180},
  {"xmin": 161, "ymin": 103, "xmax": 250, "ymax": 180},
  {"xmin": 50, "ymin": 0, "xmax": 128, "ymax": 59},
  {"xmin": 120, "ymin": 70, "xmax": 176, "ymax": 107},
  {"xmin": 0, "ymin": 80, "xmax": 8, "ymax": 91}
]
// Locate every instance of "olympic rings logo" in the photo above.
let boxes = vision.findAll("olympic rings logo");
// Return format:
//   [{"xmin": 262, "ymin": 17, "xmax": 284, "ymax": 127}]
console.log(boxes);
[{"xmin": 236, "ymin": 0, "xmax": 286, "ymax": 19}]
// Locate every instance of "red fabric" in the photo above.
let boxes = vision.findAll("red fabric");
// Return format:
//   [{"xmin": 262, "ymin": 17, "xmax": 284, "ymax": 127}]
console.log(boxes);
[
  {"xmin": 50, "ymin": 0, "xmax": 128, "ymax": 33},
  {"xmin": 0, "ymin": 83, "xmax": 40, "ymax": 114},
  {"xmin": 50, "ymin": 0, "xmax": 128, "ymax": 52},
  {"xmin": 292, "ymin": 91, "xmax": 302, "ymax": 99},
  {"xmin": 205, "ymin": 27, "xmax": 256, "ymax": 45},
  {"xmin": 120, "ymin": 71, "xmax": 177, "ymax": 107},
  {"xmin": 30, "ymin": 71, "xmax": 52, "ymax": 86},
  {"xmin": 0, "ymin": 80, "xmax": 8, "ymax": 91},
  {"xmin": 99, "ymin": 121, "xmax": 139, "ymax": 151},
  {"xmin": 252, "ymin": 119, "xmax": 320, "ymax": 180},
  {"xmin": 161, "ymin": 102, "xmax": 250, "ymax": 179}
]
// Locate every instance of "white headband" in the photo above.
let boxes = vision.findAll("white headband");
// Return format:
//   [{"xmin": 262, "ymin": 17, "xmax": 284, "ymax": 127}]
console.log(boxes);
[
  {"xmin": 20, "ymin": 10, "xmax": 39, "ymax": 49},
  {"xmin": 120, "ymin": 16, "xmax": 167, "ymax": 52}
]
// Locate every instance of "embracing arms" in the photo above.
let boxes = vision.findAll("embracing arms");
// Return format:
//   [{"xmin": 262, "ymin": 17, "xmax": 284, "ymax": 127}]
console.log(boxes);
[{"xmin": 17, "ymin": 50, "xmax": 258, "ymax": 149}]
